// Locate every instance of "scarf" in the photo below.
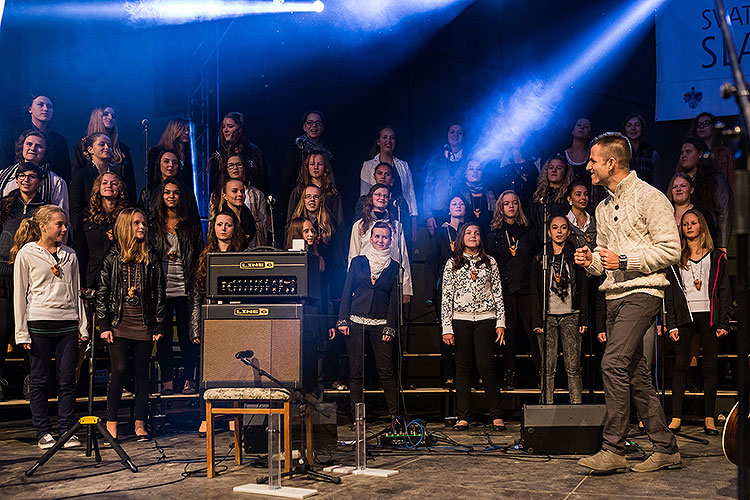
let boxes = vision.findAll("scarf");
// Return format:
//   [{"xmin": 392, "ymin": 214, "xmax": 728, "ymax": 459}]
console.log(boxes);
[
  {"xmin": 295, "ymin": 135, "xmax": 333, "ymax": 159},
  {"xmin": 466, "ymin": 181, "xmax": 484, "ymax": 195},
  {"xmin": 364, "ymin": 245, "xmax": 392, "ymax": 281}
]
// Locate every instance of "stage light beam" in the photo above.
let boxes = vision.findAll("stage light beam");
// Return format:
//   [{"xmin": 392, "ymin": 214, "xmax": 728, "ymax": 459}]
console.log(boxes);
[
  {"xmin": 472, "ymin": 0, "xmax": 669, "ymax": 164},
  {"xmin": 0, "ymin": 0, "xmax": 6, "ymax": 29},
  {"xmin": 11, "ymin": 1, "xmax": 324, "ymax": 24}
]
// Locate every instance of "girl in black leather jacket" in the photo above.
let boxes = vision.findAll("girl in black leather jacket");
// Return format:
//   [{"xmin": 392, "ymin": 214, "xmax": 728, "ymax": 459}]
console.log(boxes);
[
  {"xmin": 96, "ymin": 208, "xmax": 165, "ymax": 440},
  {"xmin": 149, "ymin": 178, "xmax": 204, "ymax": 395}
]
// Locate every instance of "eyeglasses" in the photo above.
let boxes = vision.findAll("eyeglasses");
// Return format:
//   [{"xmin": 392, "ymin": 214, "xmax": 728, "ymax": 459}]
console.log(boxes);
[
  {"xmin": 304, "ymin": 194, "xmax": 322, "ymax": 201},
  {"xmin": 17, "ymin": 173, "xmax": 39, "ymax": 181},
  {"xmin": 305, "ymin": 120, "xmax": 323, "ymax": 127},
  {"xmin": 227, "ymin": 162, "xmax": 243, "ymax": 169},
  {"xmin": 697, "ymin": 120, "xmax": 712, "ymax": 128}
]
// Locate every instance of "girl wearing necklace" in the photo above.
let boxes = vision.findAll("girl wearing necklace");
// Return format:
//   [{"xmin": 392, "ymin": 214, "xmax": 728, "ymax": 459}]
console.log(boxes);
[
  {"xmin": 150, "ymin": 179, "xmax": 204, "ymax": 396},
  {"xmin": 441, "ymin": 223, "xmax": 505, "ymax": 431},
  {"xmin": 530, "ymin": 216, "xmax": 589, "ymax": 404},
  {"xmin": 664, "ymin": 209, "xmax": 731, "ymax": 435},
  {"xmin": 13, "ymin": 205, "xmax": 87, "ymax": 449},
  {"xmin": 486, "ymin": 190, "xmax": 538, "ymax": 390},
  {"xmin": 425, "ymin": 194, "xmax": 466, "ymax": 389},
  {"xmin": 97, "ymin": 208, "xmax": 166, "ymax": 441}
]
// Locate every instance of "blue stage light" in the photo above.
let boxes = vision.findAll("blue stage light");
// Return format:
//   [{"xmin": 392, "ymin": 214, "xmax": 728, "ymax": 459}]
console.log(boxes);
[
  {"xmin": 124, "ymin": 0, "xmax": 325, "ymax": 24},
  {"xmin": 12, "ymin": 1, "xmax": 324, "ymax": 24},
  {"xmin": 330, "ymin": 0, "xmax": 468, "ymax": 30},
  {"xmin": 471, "ymin": 0, "xmax": 668, "ymax": 164},
  {"xmin": 0, "ymin": 0, "xmax": 5, "ymax": 29}
]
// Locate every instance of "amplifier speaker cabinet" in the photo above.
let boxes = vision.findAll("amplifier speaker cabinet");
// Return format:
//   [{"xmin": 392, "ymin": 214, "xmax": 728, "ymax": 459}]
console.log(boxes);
[
  {"xmin": 521, "ymin": 404, "xmax": 606, "ymax": 455},
  {"xmin": 201, "ymin": 302, "xmax": 316, "ymax": 390}
]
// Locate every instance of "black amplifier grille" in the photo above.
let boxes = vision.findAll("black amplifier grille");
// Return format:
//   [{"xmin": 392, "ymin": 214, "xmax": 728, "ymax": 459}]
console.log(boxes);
[{"xmin": 218, "ymin": 276, "xmax": 298, "ymax": 295}]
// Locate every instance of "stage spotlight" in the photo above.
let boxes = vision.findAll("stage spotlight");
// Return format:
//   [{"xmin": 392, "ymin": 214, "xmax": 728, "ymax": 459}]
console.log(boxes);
[
  {"xmin": 0, "ymin": 0, "xmax": 5, "ymax": 29},
  {"xmin": 472, "ymin": 0, "xmax": 668, "ymax": 164},
  {"xmin": 124, "ymin": 0, "xmax": 325, "ymax": 24},
  {"xmin": 11, "ymin": 1, "xmax": 324, "ymax": 24}
]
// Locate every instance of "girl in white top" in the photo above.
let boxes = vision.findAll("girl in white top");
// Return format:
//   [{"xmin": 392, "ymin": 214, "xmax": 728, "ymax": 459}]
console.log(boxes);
[
  {"xmin": 13, "ymin": 204, "xmax": 87, "ymax": 449},
  {"xmin": 360, "ymin": 126, "xmax": 418, "ymax": 243},
  {"xmin": 348, "ymin": 183, "xmax": 412, "ymax": 300}
]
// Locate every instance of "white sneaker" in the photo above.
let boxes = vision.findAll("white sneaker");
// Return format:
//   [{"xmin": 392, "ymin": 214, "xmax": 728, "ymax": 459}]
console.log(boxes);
[
  {"xmin": 63, "ymin": 434, "xmax": 82, "ymax": 449},
  {"xmin": 38, "ymin": 433, "xmax": 56, "ymax": 450}
]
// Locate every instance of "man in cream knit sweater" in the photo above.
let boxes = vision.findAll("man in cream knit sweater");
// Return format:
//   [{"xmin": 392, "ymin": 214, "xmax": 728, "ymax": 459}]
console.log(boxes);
[{"xmin": 575, "ymin": 132, "xmax": 681, "ymax": 473}]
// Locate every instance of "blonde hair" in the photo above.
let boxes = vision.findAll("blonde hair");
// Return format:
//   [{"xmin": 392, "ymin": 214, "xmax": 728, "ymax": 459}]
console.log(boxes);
[
  {"xmin": 9, "ymin": 205, "xmax": 64, "ymax": 263},
  {"xmin": 291, "ymin": 185, "xmax": 334, "ymax": 244},
  {"xmin": 679, "ymin": 209, "xmax": 714, "ymax": 270},
  {"xmin": 114, "ymin": 208, "xmax": 149, "ymax": 263},
  {"xmin": 158, "ymin": 119, "xmax": 190, "ymax": 160},
  {"xmin": 87, "ymin": 107, "xmax": 124, "ymax": 164},
  {"xmin": 490, "ymin": 190, "xmax": 529, "ymax": 230},
  {"xmin": 532, "ymin": 157, "xmax": 573, "ymax": 204}
]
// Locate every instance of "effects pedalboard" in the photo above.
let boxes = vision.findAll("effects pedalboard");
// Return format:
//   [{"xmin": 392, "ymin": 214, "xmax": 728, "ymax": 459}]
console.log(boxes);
[{"xmin": 376, "ymin": 418, "xmax": 437, "ymax": 448}]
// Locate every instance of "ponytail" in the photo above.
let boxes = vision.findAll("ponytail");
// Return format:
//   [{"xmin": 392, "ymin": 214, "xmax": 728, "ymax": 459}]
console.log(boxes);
[
  {"xmin": 9, "ymin": 218, "xmax": 38, "ymax": 263},
  {"xmin": 9, "ymin": 204, "xmax": 65, "ymax": 263}
]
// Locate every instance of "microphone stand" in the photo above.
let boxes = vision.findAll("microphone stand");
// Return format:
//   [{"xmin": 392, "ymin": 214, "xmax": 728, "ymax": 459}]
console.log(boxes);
[
  {"xmin": 713, "ymin": 1, "xmax": 750, "ymax": 497},
  {"xmin": 143, "ymin": 119, "xmax": 149, "ymax": 193},
  {"xmin": 540, "ymin": 197, "xmax": 549, "ymax": 405},
  {"xmin": 235, "ymin": 356, "xmax": 340, "ymax": 485}
]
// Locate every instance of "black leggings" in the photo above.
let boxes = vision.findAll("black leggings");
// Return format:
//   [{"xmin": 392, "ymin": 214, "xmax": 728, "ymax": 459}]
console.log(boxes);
[
  {"xmin": 156, "ymin": 296, "xmax": 197, "ymax": 384},
  {"xmin": 671, "ymin": 312, "xmax": 719, "ymax": 419},
  {"xmin": 453, "ymin": 319, "xmax": 503, "ymax": 421},
  {"xmin": 107, "ymin": 337, "xmax": 152, "ymax": 422},
  {"xmin": 346, "ymin": 322, "xmax": 399, "ymax": 417}
]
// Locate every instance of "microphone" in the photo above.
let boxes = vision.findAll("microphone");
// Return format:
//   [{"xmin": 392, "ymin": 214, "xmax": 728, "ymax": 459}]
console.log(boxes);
[
  {"xmin": 235, "ymin": 349, "xmax": 255, "ymax": 359},
  {"xmin": 266, "ymin": 195, "xmax": 275, "ymax": 206},
  {"xmin": 141, "ymin": 119, "xmax": 149, "ymax": 128}
]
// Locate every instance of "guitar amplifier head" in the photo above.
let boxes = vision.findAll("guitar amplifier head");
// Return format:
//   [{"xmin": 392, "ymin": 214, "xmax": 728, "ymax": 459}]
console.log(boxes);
[
  {"xmin": 200, "ymin": 302, "xmax": 317, "ymax": 390},
  {"xmin": 207, "ymin": 250, "xmax": 320, "ymax": 302}
]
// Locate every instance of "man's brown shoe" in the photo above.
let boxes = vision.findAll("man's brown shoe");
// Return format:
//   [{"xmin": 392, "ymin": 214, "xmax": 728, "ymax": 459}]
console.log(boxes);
[
  {"xmin": 577, "ymin": 449, "xmax": 627, "ymax": 472},
  {"xmin": 629, "ymin": 452, "xmax": 681, "ymax": 472}
]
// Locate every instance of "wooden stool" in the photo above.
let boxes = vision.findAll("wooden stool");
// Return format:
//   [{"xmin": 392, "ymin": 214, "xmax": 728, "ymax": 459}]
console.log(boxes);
[{"xmin": 204, "ymin": 387, "xmax": 313, "ymax": 478}]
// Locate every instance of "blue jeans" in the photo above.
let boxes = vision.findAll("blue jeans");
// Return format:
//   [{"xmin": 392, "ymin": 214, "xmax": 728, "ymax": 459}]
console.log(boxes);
[{"xmin": 29, "ymin": 334, "xmax": 78, "ymax": 439}]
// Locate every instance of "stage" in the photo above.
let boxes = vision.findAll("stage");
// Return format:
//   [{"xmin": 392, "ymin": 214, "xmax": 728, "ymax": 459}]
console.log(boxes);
[{"xmin": 0, "ymin": 417, "xmax": 736, "ymax": 499}]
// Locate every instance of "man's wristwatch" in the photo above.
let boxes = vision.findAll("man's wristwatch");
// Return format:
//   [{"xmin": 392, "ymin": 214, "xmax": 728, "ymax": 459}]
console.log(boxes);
[{"xmin": 618, "ymin": 254, "xmax": 628, "ymax": 270}]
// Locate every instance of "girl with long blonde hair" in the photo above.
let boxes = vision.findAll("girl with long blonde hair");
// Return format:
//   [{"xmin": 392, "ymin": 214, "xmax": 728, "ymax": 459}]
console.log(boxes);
[{"xmin": 96, "ymin": 208, "xmax": 166, "ymax": 441}]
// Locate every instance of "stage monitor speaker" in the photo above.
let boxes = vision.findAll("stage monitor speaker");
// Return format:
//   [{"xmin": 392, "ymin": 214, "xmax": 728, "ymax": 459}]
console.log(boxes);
[
  {"xmin": 201, "ymin": 302, "xmax": 316, "ymax": 390},
  {"xmin": 521, "ymin": 404, "xmax": 606, "ymax": 455}
]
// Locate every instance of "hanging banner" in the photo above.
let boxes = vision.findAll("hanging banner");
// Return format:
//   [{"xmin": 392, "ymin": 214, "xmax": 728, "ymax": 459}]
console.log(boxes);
[{"xmin": 656, "ymin": 1, "xmax": 750, "ymax": 121}]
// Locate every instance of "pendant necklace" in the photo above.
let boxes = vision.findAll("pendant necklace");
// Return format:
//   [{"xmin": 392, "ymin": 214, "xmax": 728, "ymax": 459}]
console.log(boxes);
[
  {"xmin": 472, "ymin": 194, "xmax": 481, "ymax": 219},
  {"xmin": 505, "ymin": 230, "xmax": 518, "ymax": 257},
  {"xmin": 448, "ymin": 225, "xmax": 455, "ymax": 252},
  {"xmin": 690, "ymin": 256, "xmax": 704, "ymax": 291},
  {"xmin": 553, "ymin": 253, "xmax": 563, "ymax": 284},
  {"xmin": 125, "ymin": 262, "xmax": 142, "ymax": 306}
]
